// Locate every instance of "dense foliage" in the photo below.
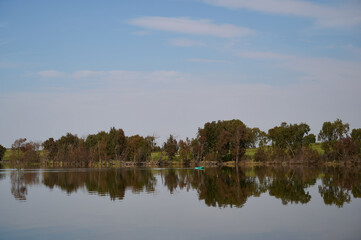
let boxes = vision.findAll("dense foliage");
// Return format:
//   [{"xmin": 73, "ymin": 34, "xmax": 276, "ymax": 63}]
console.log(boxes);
[
  {"xmin": 2, "ymin": 119, "xmax": 361, "ymax": 164},
  {"xmin": 0, "ymin": 144, "xmax": 6, "ymax": 161}
]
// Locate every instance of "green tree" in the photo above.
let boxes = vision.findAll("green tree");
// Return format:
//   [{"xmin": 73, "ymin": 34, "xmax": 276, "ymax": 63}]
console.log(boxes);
[
  {"xmin": 0, "ymin": 144, "xmax": 6, "ymax": 161},
  {"xmin": 23, "ymin": 141, "xmax": 41, "ymax": 162},
  {"xmin": 190, "ymin": 138, "xmax": 202, "ymax": 162},
  {"xmin": 249, "ymin": 127, "xmax": 268, "ymax": 148},
  {"xmin": 318, "ymin": 119, "xmax": 350, "ymax": 157},
  {"xmin": 303, "ymin": 133, "xmax": 316, "ymax": 146},
  {"xmin": 56, "ymin": 133, "xmax": 82, "ymax": 162},
  {"xmin": 178, "ymin": 138, "xmax": 191, "ymax": 164},
  {"xmin": 126, "ymin": 135, "xmax": 151, "ymax": 162},
  {"xmin": 198, "ymin": 119, "xmax": 251, "ymax": 163},
  {"xmin": 351, "ymin": 128, "xmax": 361, "ymax": 142},
  {"xmin": 11, "ymin": 138, "xmax": 27, "ymax": 161},
  {"xmin": 107, "ymin": 127, "xmax": 126, "ymax": 160},
  {"xmin": 164, "ymin": 134, "xmax": 178, "ymax": 161},
  {"xmin": 268, "ymin": 122, "xmax": 311, "ymax": 158},
  {"xmin": 43, "ymin": 138, "xmax": 58, "ymax": 160},
  {"xmin": 351, "ymin": 128, "xmax": 361, "ymax": 157}
]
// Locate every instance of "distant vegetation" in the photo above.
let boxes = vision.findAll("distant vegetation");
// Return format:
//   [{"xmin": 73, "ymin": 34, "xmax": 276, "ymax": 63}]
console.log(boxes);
[{"xmin": 1, "ymin": 119, "xmax": 361, "ymax": 165}]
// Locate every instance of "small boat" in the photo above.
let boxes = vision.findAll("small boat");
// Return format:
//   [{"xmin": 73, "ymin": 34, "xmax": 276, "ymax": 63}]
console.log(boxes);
[{"xmin": 194, "ymin": 166, "xmax": 204, "ymax": 170}]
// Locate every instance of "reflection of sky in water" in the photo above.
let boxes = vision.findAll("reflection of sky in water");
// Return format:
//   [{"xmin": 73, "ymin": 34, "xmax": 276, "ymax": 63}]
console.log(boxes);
[{"xmin": 0, "ymin": 168, "xmax": 360, "ymax": 240}]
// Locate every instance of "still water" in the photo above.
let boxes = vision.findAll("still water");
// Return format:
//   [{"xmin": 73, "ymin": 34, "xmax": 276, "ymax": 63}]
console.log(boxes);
[{"xmin": 0, "ymin": 166, "xmax": 361, "ymax": 240}]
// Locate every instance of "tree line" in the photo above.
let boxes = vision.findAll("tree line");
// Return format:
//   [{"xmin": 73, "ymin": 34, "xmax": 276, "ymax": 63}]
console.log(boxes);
[{"xmin": 2, "ymin": 119, "xmax": 361, "ymax": 164}]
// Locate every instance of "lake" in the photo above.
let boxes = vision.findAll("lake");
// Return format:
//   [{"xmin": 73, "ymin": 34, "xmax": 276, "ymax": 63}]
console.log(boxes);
[{"xmin": 0, "ymin": 166, "xmax": 360, "ymax": 240}]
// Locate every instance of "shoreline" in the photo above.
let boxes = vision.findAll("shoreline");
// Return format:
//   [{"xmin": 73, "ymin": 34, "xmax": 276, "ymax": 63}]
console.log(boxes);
[{"xmin": 1, "ymin": 159, "xmax": 359, "ymax": 168}]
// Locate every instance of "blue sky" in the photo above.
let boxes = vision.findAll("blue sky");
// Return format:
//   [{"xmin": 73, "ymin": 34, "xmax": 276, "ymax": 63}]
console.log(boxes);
[{"xmin": 1, "ymin": 0, "xmax": 361, "ymax": 147}]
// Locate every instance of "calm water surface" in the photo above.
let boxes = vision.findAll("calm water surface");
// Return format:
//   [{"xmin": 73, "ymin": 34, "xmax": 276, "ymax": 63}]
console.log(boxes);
[{"xmin": 0, "ymin": 166, "xmax": 361, "ymax": 240}]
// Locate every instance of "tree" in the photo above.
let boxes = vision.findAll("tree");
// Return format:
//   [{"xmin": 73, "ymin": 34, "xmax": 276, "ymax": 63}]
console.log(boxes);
[
  {"xmin": 146, "ymin": 135, "xmax": 157, "ymax": 152},
  {"xmin": 198, "ymin": 119, "xmax": 251, "ymax": 163},
  {"xmin": 268, "ymin": 122, "xmax": 311, "ymax": 158},
  {"xmin": 249, "ymin": 128, "xmax": 268, "ymax": 148},
  {"xmin": 126, "ymin": 135, "xmax": 151, "ymax": 162},
  {"xmin": 23, "ymin": 141, "xmax": 41, "ymax": 162},
  {"xmin": 198, "ymin": 121, "xmax": 219, "ymax": 155},
  {"xmin": 164, "ymin": 135, "xmax": 178, "ymax": 161},
  {"xmin": 107, "ymin": 127, "xmax": 126, "ymax": 160},
  {"xmin": 351, "ymin": 128, "xmax": 361, "ymax": 142},
  {"xmin": 0, "ymin": 144, "xmax": 6, "ymax": 161},
  {"xmin": 318, "ymin": 119, "xmax": 350, "ymax": 156},
  {"xmin": 216, "ymin": 129, "xmax": 232, "ymax": 161},
  {"xmin": 178, "ymin": 138, "xmax": 191, "ymax": 164},
  {"xmin": 318, "ymin": 119, "xmax": 350, "ymax": 153},
  {"xmin": 303, "ymin": 134, "xmax": 316, "ymax": 146},
  {"xmin": 351, "ymin": 128, "xmax": 361, "ymax": 157},
  {"xmin": 190, "ymin": 138, "xmax": 202, "ymax": 162},
  {"xmin": 43, "ymin": 138, "xmax": 58, "ymax": 160},
  {"xmin": 10, "ymin": 139, "xmax": 41, "ymax": 163},
  {"xmin": 11, "ymin": 138, "xmax": 27, "ymax": 161},
  {"xmin": 56, "ymin": 133, "xmax": 83, "ymax": 162},
  {"xmin": 333, "ymin": 137, "xmax": 360, "ymax": 160}
]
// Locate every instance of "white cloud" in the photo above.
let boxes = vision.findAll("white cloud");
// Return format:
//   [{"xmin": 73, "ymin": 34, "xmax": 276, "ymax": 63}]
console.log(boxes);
[
  {"xmin": 131, "ymin": 30, "xmax": 151, "ymax": 36},
  {"xmin": 128, "ymin": 16, "xmax": 253, "ymax": 38},
  {"xmin": 169, "ymin": 38, "xmax": 204, "ymax": 47},
  {"xmin": 203, "ymin": 0, "xmax": 361, "ymax": 28},
  {"xmin": 187, "ymin": 58, "xmax": 230, "ymax": 63},
  {"xmin": 73, "ymin": 70, "xmax": 104, "ymax": 79}
]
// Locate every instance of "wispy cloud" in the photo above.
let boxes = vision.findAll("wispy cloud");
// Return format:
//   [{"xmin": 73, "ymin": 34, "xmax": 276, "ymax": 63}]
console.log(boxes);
[
  {"xmin": 38, "ymin": 70, "xmax": 66, "ymax": 78},
  {"xmin": 131, "ymin": 30, "xmax": 151, "ymax": 36},
  {"xmin": 0, "ymin": 39, "xmax": 10, "ymax": 46},
  {"xmin": 203, "ymin": 0, "xmax": 361, "ymax": 28},
  {"xmin": 37, "ymin": 69, "xmax": 190, "ymax": 86},
  {"xmin": 169, "ymin": 38, "xmax": 204, "ymax": 47},
  {"xmin": 238, "ymin": 51, "xmax": 291, "ymax": 60},
  {"xmin": 238, "ymin": 50, "xmax": 361, "ymax": 87},
  {"xmin": 128, "ymin": 16, "xmax": 253, "ymax": 38},
  {"xmin": 0, "ymin": 61, "xmax": 18, "ymax": 69},
  {"xmin": 344, "ymin": 44, "xmax": 361, "ymax": 57},
  {"xmin": 187, "ymin": 58, "xmax": 230, "ymax": 63}
]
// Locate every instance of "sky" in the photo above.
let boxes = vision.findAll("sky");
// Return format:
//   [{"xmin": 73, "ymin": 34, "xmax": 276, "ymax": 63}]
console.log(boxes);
[{"xmin": 0, "ymin": 0, "xmax": 361, "ymax": 147}]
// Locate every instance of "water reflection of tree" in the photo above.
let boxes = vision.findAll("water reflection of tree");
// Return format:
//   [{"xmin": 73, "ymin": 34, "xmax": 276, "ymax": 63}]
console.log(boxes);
[
  {"xmin": 264, "ymin": 167, "xmax": 317, "ymax": 205},
  {"xmin": 160, "ymin": 168, "xmax": 264, "ymax": 208},
  {"xmin": 8, "ymin": 166, "xmax": 361, "ymax": 207},
  {"xmin": 160, "ymin": 166, "xmax": 361, "ymax": 208},
  {"xmin": 198, "ymin": 168, "xmax": 262, "ymax": 208},
  {"xmin": 10, "ymin": 170, "xmax": 40, "ymax": 200},
  {"xmin": 42, "ymin": 169, "xmax": 156, "ymax": 200},
  {"xmin": 0, "ymin": 164, "xmax": 5, "ymax": 181},
  {"xmin": 319, "ymin": 167, "xmax": 361, "ymax": 207}
]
